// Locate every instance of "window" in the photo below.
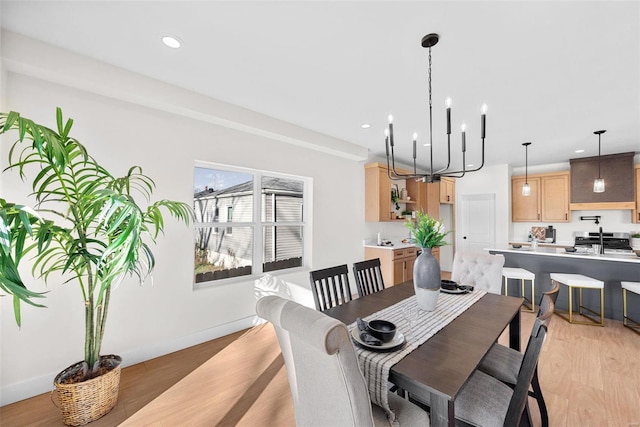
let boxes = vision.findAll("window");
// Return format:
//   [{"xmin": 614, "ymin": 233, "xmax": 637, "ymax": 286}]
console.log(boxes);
[
  {"xmin": 226, "ymin": 206, "xmax": 233, "ymax": 235},
  {"xmin": 193, "ymin": 163, "xmax": 308, "ymax": 284}
]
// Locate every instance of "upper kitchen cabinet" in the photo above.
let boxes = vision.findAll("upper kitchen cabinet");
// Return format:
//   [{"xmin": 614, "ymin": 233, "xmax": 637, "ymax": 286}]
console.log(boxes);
[
  {"xmin": 440, "ymin": 177, "xmax": 455, "ymax": 204},
  {"xmin": 634, "ymin": 165, "xmax": 640, "ymax": 224},
  {"xmin": 512, "ymin": 176, "xmax": 541, "ymax": 221},
  {"xmin": 365, "ymin": 163, "xmax": 392, "ymax": 221},
  {"xmin": 541, "ymin": 172, "xmax": 570, "ymax": 222},
  {"xmin": 406, "ymin": 178, "xmax": 440, "ymax": 219},
  {"xmin": 365, "ymin": 162, "xmax": 439, "ymax": 222},
  {"xmin": 512, "ymin": 171, "xmax": 570, "ymax": 222}
]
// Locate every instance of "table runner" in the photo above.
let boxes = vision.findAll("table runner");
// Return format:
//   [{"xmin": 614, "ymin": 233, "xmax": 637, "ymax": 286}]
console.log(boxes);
[{"xmin": 348, "ymin": 290, "xmax": 487, "ymax": 425}]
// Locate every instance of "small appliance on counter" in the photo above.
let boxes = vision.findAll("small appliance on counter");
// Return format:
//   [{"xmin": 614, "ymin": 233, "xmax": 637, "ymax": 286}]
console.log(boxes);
[{"xmin": 545, "ymin": 225, "xmax": 556, "ymax": 243}]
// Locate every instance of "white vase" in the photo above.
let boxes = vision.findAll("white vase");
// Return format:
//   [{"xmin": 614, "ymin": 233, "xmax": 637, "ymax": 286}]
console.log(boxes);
[{"xmin": 413, "ymin": 248, "xmax": 441, "ymax": 311}]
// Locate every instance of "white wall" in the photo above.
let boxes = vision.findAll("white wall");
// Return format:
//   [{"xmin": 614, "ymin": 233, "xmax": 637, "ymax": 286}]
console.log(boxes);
[
  {"xmin": 455, "ymin": 164, "xmax": 513, "ymax": 249},
  {"xmin": 0, "ymin": 34, "xmax": 366, "ymax": 404}
]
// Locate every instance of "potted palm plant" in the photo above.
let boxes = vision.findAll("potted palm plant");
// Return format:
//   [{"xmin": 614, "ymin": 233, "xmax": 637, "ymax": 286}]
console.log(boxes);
[{"xmin": 0, "ymin": 109, "xmax": 191, "ymax": 425}]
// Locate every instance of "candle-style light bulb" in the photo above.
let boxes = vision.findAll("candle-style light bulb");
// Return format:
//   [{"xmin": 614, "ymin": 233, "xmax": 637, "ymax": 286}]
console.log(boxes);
[
  {"xmin": 384, "ymin": 128, "xmax": 389, "ymax": 137},
  {"xmin": 412, "ymin": 132, "xmax": 418, "ymax": 141},
  {"xmin": 388, "ymin": 114, "xmax": 394, "ymax": 123},
  {"xmin": 445, "ymin": 97, "xmax": 452, "ymax": 108},
  {"xmin": 481, "ymin": 104, "xmax": 488, "ymax": 114},
  {"xmin": 461, "ymin": 123, "xmax": 467, "ymax": 132}
]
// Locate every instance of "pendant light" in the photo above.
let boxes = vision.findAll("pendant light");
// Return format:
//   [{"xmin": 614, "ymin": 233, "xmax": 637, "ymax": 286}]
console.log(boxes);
[
  {"xmin": 522, "ymin": 142, "xmax": 532, "ymax": 196},
  {"xmin": 593, "ymin": 130, "xmax": 606, "ymax": 193}
]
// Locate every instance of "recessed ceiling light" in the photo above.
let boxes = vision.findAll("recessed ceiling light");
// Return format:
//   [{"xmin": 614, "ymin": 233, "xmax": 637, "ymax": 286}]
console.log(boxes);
[
  {"xmin": 423, "ymin": 143, "xmax": 431, "ymax": 147},
  {"xmin": 162, "ymin": 35, "xmax": 182, "ymax": 49},
  {"xmin": 360, "ymin": 123, "xmax": 371, "ymax": 129},
  {"xmin": 467, "ymin": 164, "xmax": 474, "ymax": 167},
  {"xmin": 575, "ymin": 149, "xmax": 585, "ymax": 153}
]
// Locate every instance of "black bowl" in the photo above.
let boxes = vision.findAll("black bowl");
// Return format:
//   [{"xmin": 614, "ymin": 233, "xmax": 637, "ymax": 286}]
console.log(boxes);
[
  {"xmin": 511, "ymin": 244, "xmax": 522, "ymax": 249},
  {"xmin": 441, "ymin": 279, "xmax": 458, "ymax": 291},
  {"xmin": 565, "ymin": 247, "xmax": 577, "ymax": 253},
  {"xmin": 367, "ymin": 320, "xmax": 396, "ymax": 343}
]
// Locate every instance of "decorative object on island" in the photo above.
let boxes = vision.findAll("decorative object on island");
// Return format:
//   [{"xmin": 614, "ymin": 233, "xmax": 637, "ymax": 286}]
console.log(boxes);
[
  {"xmin": 632, "ymin": 233, "xmax": 640, "ymax": 249},
  {"xmin": 0, "ymin": 109, "xmax": 192, "ymax": 426},
  {"xmin": 522, "ymin": 142, "xmax": 532, "ymax": 196},
  {"xmin": 593, "ymin": 130, "xmax": 606, "ymax": 193},
  {"xmin": 405, "ymin": 211, "xmax": 452, "ymax": 311},
  {"xmin": 384, "ymin": 33, "xmax": 487, "ymax": 183}
]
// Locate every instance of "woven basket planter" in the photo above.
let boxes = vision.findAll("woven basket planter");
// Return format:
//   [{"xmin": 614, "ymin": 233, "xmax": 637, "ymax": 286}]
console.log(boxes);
[{"xmin": 53, "ymin": 355, "xmax": 122, "ymax": 426}]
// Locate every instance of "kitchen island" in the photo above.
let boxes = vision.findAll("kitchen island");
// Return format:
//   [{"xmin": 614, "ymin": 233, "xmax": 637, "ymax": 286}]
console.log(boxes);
[{"xmin": 488, "ymin": 247, "xmax": 640, "ymax": 322}]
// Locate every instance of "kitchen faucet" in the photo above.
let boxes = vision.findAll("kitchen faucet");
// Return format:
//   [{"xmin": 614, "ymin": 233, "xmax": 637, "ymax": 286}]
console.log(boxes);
[{"xmin": 598, "ymin": 226, "xmax": 604, "ymax": 254}]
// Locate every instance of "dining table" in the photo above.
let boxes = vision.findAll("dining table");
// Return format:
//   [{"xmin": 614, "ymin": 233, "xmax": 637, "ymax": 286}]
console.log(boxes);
[{"xmin": 323, "ymin": 280, "xmax": 523, "ymax": 427}]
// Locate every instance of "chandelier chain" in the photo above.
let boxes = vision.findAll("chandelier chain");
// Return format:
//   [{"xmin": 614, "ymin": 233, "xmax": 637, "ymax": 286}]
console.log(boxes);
[{"xmin": 428, "ymin": 46, "xmax": 432, "ymax": 109}]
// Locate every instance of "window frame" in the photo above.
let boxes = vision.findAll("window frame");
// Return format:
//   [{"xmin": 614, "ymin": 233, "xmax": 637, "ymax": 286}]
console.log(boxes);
[{"xmin": 193, "ymin": 161, "xmax": 311, "ymax": 286}]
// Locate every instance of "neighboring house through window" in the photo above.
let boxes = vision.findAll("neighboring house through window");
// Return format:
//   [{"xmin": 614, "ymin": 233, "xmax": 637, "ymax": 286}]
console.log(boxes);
[{"xmin": 193, "ymin": 163, "xmax": 309, "ymax": 284}]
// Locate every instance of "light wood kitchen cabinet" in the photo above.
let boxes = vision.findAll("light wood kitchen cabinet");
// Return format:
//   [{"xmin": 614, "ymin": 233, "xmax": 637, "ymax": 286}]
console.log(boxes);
[
  {"xmin": 406, "ymin": 179, "xmax": 440, "ymax": 218},
  {"xmin": 364, "ymin": 246, "xmax": 439, "ymax": 286},
  {"xmin": 440, "ymin": 177, "xmax": 455, "ymax": 204},
  {"xmin": 364, "ymin": 163, "xmax": 426, "ymax": 222},
  {"xmin": 512, "ymin": 172, "xmax": 570, "ymax": 222},
  {"xmin": 365, "ymin": 163, "xmax": 392, "ymax": 222},
  {"xmin": 512, "ymin": 176, "xmax": 541, "ymax": 221},
  {"xmin": 541, "ymin": 172, "xmax": 570, "ymax": 222},
  {"xmin": 634, "ymin": 165, "xmax": 640, "ymax": 223}
]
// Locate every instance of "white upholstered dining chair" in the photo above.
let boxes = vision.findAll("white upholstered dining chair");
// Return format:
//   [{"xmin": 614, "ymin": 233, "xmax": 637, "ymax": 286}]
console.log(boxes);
[
  {"xmin": 451, "ymin": 251, "xmax": 505, "ymax": 294},
  {"xmin": 256, "ymin": 295, "xmax": 429, "ymax": 426}
]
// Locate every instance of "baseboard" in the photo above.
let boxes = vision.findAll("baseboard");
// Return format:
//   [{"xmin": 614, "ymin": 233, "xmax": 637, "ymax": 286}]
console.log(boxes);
[{"xmin": 0, "ymin": 315, "xmax": 257, "ymax": 406}]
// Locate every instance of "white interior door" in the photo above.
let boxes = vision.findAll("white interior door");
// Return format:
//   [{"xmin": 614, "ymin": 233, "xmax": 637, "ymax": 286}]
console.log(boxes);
[{"xmin": 458, "ymin": 194, "xmax": 496, "ymax": 252}]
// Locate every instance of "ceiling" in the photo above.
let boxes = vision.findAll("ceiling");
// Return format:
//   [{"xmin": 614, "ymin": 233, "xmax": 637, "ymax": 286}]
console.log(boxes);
[{"xmin": 1, "ymin": 1, "xmax": 639, "ymax": 171}]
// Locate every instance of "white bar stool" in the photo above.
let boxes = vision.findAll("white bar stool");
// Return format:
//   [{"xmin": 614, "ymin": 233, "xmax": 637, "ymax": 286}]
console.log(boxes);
[
  {"xmin": 502, "ymin": 267, "xmax": 535, "ymax": 312},
  {"xmin": 550, "ymin": 273, "xmax": 604, "ymax": 326},
  {"xmin": 621, "ymin": 281, "xmax": 640, "ymax": 333}
]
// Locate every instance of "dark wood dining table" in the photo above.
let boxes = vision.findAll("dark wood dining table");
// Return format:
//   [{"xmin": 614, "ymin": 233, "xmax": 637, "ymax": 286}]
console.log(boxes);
[{"xmin": 323, "ymin": 281, "xmax": 523, "ymax": 427}]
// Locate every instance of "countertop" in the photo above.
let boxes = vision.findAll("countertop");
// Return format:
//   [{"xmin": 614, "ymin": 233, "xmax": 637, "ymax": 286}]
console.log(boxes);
[
  {"xmin": 363, "ymin": 239, "xmax": 420, "ymax": 250},
  {"xmin": 489, "ymin": 246, "xmax": 640, "ymax": 264}
]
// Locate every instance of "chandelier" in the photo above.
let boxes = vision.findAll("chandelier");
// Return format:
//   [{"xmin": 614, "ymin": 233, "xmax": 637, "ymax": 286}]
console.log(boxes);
[{"xmin": 385, "ymin": 33, "xmax": 487, "ymax": 183}]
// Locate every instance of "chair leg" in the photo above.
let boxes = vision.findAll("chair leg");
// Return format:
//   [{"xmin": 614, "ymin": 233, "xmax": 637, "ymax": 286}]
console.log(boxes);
[{"xmin": 531, "ymin": 367, "xmax": 549, "ymax": 427}]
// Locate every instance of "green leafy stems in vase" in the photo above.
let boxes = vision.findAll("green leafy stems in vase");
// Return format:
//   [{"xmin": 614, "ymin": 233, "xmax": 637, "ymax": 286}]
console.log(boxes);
[{"xmin": 404, "ymin": 211, "xmax": 452, "ymax": 248}]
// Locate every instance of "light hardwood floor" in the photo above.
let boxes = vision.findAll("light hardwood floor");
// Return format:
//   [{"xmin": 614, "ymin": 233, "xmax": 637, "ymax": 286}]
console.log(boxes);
[{"xmin": 1, "ymin": 307, "xmax": 639, "ymax": 426}]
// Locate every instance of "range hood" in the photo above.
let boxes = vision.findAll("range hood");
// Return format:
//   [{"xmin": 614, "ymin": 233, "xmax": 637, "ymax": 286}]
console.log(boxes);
[{"xmin": 569, "ymin": 152, "xmax": 635, "ymax": 210}]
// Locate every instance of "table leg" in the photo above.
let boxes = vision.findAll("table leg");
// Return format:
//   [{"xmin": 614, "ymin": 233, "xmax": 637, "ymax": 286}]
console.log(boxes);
[
  {"xmin": 509, "ymin": 309, "xmax": 521, "ymax": 351},
  {"xmin": 429, "ymin": 394, "xmax": 454, "ymax": 427}
]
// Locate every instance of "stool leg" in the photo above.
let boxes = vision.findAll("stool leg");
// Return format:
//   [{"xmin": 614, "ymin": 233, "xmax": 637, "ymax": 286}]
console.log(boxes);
[
  {"xmin": 504, "ymin": 276, "xmax": 508, "ymax": 296},
  {"xmin": 531, "ymin": 278, "xmax": 535, "ymax": 312},
  {"xmin": 578, "ymin": 288, "xmax": 583, "ymax": 318},
  {"xmin": 600, "ymin": 288, "xmax": 604, "ymax": 326},
  {"xmin": 568, "ymin": 285, "xmax": 573, "ymax": 323},
  {"xmin": 623, "ymin": 289, "xmax": 628, "ymax": 326}
]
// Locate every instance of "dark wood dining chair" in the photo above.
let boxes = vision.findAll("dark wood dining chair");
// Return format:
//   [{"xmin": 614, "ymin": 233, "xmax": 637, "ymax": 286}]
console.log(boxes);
[
  {"xmin": 409, "ymin": 294, "xmax": 555, "ymax": 426},
  {"xmin": 255, "ymin": 295, "xmax": 429, "ymax": 426},
  {"xmin": 352, "ymin": 258, "xmax": 386, "ymax": 298},
  {"xmin": 478, "ymin": 281, "xmax": 559, "ymax": 427},
  {"xmin": 309, "ymin": 264, "xmax": 353, "ymax": 311}
]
